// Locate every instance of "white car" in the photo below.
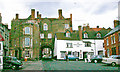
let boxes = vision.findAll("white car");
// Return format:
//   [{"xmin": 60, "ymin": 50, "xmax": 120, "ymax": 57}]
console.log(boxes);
[{"xmin": 102, "ymin": 55, "xmax": 120, "ymax": 66}]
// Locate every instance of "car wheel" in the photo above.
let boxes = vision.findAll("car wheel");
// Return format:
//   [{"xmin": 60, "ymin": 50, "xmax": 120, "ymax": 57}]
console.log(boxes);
[
  {"xmin": 94, "ymin": 60, "xmax": 97, "ymax": 63},
  {"xmin": 11, "ymin": 65, "xmax": 16, "ymax": 70},
  {"xmin": 111, "ymin": 62, "xmax": 116, "ymax": 67},
  {"xmin": 76, "ymin": 59, "xmax": 78, "ymax": 61}
]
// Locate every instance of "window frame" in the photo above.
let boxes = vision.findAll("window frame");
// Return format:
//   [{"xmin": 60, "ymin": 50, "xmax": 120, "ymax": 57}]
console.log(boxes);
[
  {"xmin": 48, "ymin": 33, "xmax": 52, "ymax": 39},
  {"xmin": 84, "ymin": 33, "xmax": 88, "ymax": 38},
  {"xmin": 96, "ymin": 33, "xmax": 101, "ymax": 38},
  {"xmin": 25, "ymin": 38, "xmax": 30, "ymax": 47},
  {"xmin": 40, "ymin": 34, "xmax": 44, "ymax": 39},
  {"xmin": 43, "ymin": 23, "xmax": 48, "ymax": 31},
  {"xmin": 66, "ymin": 43, "xmax": 73, "ymax": 48},
  {"xmin": 85, "ymin": 42, "xmax": 91, "ymax": 47},
  {"xmin": 65, "ymin": 24, "xmax": 69, "ymax": 29},
  {"xmin": 25, "ymin": 27, "xmax": 30, "ymax": 34}
]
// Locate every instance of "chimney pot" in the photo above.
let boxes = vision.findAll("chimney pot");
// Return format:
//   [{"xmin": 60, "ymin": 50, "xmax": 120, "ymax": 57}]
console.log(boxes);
[{"xmin": 16, "ymin": 13, "xmax": 19, "ymax": 20}]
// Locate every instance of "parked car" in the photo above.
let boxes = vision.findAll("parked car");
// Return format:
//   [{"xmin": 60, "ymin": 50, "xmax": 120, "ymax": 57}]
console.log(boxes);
[
  {"xmin": 65, "ymin": 55, "xmax": 79, "ymax": 61},
  {"xmin": 90, "ymin": 55, "xmax": 103, "ymax": 63},
  {"xmin": 3, "ymin": 56, "xmax": 23, "ymax": 70},
  {"xmin": 102, "ymin": 55, "xmax": 120, "ymax": 66}
]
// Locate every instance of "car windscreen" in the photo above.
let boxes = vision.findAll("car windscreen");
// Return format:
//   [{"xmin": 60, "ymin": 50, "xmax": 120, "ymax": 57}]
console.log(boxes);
[{"xmin": 12, "ymin": 57, "xmax": 17, "ymax": 61}]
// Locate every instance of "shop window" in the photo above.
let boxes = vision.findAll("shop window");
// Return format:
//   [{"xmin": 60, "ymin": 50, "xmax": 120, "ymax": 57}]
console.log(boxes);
[
  {"xmin": 60, "ymin": 51, "xmax": 66, "ymax": 58},
  {"xmin": 25, "ymin": 38, "xmax": 30, "ymax": 47},
  {"xmin": 40, "ymin": 34, "xmax": 44, "ymax": 38},
  {"xmin": 43, "ymin": 23, "xmax": 48, "ymax": 31},
  {"xmin": 73, "ymin": 51, "xmax": 79, "ymax": 57},
  {"xmin": 25, "ymin": 27, "xmax": 30, "ymax": 34},
  {"xmin": 85, "ymin": 42, "xmax": 91, "ymax": 47},
  {"xmin": 112, "ymin": 47, "xmax": 116, "ymax": 55},
  {"xmin": 48, "ymin": 33, "xmax": 52, "ymax": 39},
  {"xmin": 84, "ymin": 33, "xmax": 88, "ymax": 38},
  {"xmin": 66, "ymin": 43, "xmax": 73, "ymax": 48},
  {"xmin": 65, "ymin": 24, "xmax": 69, "ymax": 29},
  {"xmin": 96, "ymin": 33, "xmax": 101, "ymax": 38}
]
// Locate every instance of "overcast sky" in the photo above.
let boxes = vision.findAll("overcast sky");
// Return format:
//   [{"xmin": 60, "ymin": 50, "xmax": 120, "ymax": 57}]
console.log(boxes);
[{"xmin": 0, "ymin": 0, "xmax": 119, "ymax": 30}]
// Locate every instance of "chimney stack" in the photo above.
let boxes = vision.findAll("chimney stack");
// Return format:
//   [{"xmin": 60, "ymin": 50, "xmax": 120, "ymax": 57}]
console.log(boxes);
[
  {"xmin": 37, "ymin": 11, "xmax": 39, "ymax": 18},
  {"xmin": 78, "ymin": 26, "xmax": 82, "ymax": 40},
  {"xmin": 97, "ymin": 26, "xmax": 99, "ymax": 28},
  {"xmin": 31, "ymin": 9, "xmax": 35, "ymax": 19},
  {"xmin": 114, "ymin": 20, "xmax": 119, "ymax": 28},
  {"xmin": 58, "ymin": 9, "xmax": 62, "ymax": 19},
  {"xmin": 16, "ymin": 13, "xmax": 19, "ymax": 20},
  {"xmin": 70, "ymin": 14, "xmax": 73, "ymax": 32}
]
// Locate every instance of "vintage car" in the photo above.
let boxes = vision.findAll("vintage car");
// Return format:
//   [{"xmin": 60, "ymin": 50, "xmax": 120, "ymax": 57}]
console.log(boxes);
[
  {"xmin": 3, "ymin": 56, "xmax": 23, "ymax": 70},
  {"xmin": 102, "ymin": 55, "xmax": 120, "ymax": 66},
  {"xmin": 90, "ymin": 55, "xmax": 103, "ymax": 63},
  {"xmin": 65, "ymin": 55, "xmax": 79, "ymax": 61}
]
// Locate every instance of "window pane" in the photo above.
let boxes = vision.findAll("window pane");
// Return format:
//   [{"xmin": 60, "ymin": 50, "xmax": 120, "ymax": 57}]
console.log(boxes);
[
  {"xmin": 43, "ymin": 23, "xmax": 48, "ymax": 31},
  {"xmin": 40, "ymin": 34, "xmax": 44, "ymax": 38},
  {"xmin": 65, "ymin": 24, "xmax": 69, "ymax": 29},
  {"xmin": 48, "ymin": 33, "xmax": 52, "ymax": 38},
  {"xmin": 25, "ymin": 38, "xmax": 30, "ymax": 46},
  {"xmin": 25, "ymin": 27, "xmax": 30, "ymax": 34}
]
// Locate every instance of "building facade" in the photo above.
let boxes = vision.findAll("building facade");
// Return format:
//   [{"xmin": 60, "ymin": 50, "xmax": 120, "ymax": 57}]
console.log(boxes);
[
  {"xmin": 0, "ymin": 13, "xmax": 9, "ymax": 70},
  {"xmin": 0, "ymin": 13, "xmax": 10, "ymax": 56},
  {"xmin": 104, "ymin": 20, "xmax": 120, "ymax": 57},
  {"xmin": 54, "ymin": 25, "xmax": 111, "ymax": 60},
  {"xmin": 0, "ymin": 34, "xmax": 4, "ymax": 70},
  {"xmin": 10, "ymin": 9, "xmax": 72, "ymax": 59}
]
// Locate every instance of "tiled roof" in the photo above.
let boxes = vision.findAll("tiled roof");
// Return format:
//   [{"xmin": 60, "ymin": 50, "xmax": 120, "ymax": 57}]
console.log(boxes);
[
  {"xmin": 56, "ymin": 32, "xmax": 80, "ymax": 40},
  {"xmin": 104, "ymin": 25, "xmax": 120, "ymax": 37},
  {"xmin": 82, "ymin": 28, "xmax": 110, "ymax": 39}
]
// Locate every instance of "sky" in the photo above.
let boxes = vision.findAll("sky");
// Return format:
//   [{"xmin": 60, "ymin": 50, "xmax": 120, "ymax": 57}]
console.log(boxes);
[{"xmin": 0, "ymin": 0, "xmax": 119, "ymax": 30}]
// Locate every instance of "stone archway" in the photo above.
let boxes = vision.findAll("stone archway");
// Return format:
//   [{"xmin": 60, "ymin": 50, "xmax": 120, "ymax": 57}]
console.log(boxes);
[{"xmin": 41, "ymin": 45, "xmax": 53, "ymax": 59}]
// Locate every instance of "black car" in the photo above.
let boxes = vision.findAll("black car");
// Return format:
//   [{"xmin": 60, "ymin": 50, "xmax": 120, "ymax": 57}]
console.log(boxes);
[
  {"xmin": 3, "ymin": 56, "xmax": 23, "ymax": 70},
  {"xmin": 90, "ymin": 55, "xmax": 103, "ymax": 63}
]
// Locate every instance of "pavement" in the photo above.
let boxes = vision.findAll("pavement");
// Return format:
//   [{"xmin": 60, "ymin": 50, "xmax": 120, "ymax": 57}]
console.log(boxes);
[{"xmin": 21, "ymin": 60, "xmax": 119, "ymax": 70}]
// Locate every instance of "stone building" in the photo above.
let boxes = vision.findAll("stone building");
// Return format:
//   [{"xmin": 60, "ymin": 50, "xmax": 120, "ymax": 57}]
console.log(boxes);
[
  {"xmin": 104, "ymin": 20, "xmax": 120, "ymax": 57},
  {"xmin": 10, "ymin": 9, "xmax": 72, "ymax": 59}
]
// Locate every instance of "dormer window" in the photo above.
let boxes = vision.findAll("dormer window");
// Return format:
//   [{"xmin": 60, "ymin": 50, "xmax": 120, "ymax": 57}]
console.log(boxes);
[
  {"xmin": 84, "ymin": 33, "xmax": 88, "ymax": 38},
  {"xmin": 96, "ymin": 33, "xmax": 101, "ymax": 38},
  {"xmin": 66, "ymin": 31, "xmax": 70, "ymax": 37},
  {"xmin": 43, "ymin": 23, "xmax": 48, "ymax": 31},
  {"xmin": 65, "ymin": 24, "xmax": 69, "ymax": 29}
]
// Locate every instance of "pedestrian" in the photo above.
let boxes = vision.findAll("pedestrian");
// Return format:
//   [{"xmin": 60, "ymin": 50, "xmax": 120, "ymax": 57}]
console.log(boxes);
[
  {"xmin": 87, "ymin": 53, "xmax": 91, "ymax": 62},
  {"xmin": 84, "ymin": 53, "xmax": 87, "ymax": 63},
  {"xmin": 65, "ymin": 52, "xmax": 68, "ymax": 61}
]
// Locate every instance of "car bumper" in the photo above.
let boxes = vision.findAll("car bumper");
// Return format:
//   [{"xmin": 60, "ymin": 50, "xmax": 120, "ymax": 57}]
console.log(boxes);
[{"xmin": 19, "ymin": 65, "xmax": 23, "ymax": 68}]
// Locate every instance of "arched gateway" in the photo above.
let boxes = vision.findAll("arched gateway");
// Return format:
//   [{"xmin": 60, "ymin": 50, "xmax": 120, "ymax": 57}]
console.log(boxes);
[{"xmin": 40, "ymin": 45, "xmax": 53, "ymax": 59}]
